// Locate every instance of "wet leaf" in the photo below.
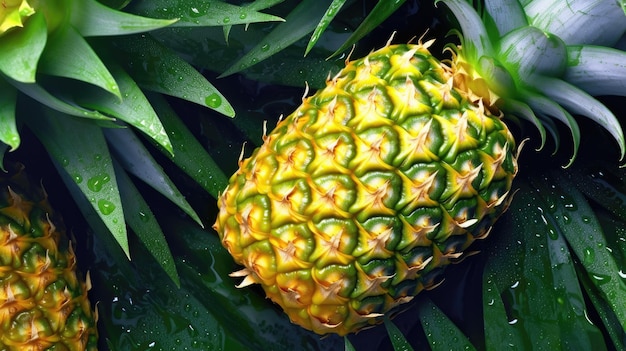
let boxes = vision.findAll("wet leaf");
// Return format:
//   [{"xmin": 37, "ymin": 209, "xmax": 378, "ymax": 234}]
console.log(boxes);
[
  {"xmin": 330, "ymin": 0, "xmax": 407, "ymax": 58},
  {"xmin": 128, "ymin": 0, "xmax": 284, "ymax": 26},
  {"xmin": 418, "ymin": 297, "xmax": 475, "ymax": 351},
  {"xmin": 0, "ymin": 79, "xmax": 19, "ymax": 151},
  {"xmin": 74, "ymin": 62, "xmax": 173, "ymax": 154},
  {"xmin": 71, "ymin": 0, "xmax": 177, "ymax": 36},
  {"xmin": 220, "ymin": 0, "xmax": 331, "ymax": 77},
  {"xmin": 113, "ymin": 34, "xmax": 235, "ymax": 117},
  {"xmin": 147, "ymin": 93, "xmax": 229, "ymax": 198},
  {"xmin": 0, "ymin": 12, "xmax": 46, "ymax": 83},
  {"xmin": 384, "ymin": 318, "xmax": 414, "ymax": 351},
  {"xmin": 305, "ymin": 0, "xmax": 348, "ymax": 56},
  {"xmin": 112, "ymin": 158, "xmax": 180, "ymax": 286},
  {"xmin": 104, "ymin": 127, "xmax": 203, "ymax": 227},
  {"xmin": 9, "ymin": 79, "xmax": 110, "ymax": 120},
  {"xmin": 23, "ymin": 107, "xmax": 129, "ymax": 257},
  {"xmin": 532, "ymin": 173, "xmax": 626, "ymax": 333},
  {"xmin": 38, "ymin": 23, "xmax": 121, "ymax": 99}
]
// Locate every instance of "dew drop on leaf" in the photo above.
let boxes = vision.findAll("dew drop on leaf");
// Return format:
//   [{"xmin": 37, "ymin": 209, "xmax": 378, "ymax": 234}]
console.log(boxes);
[
  {"xmin": 98, "ymin": 199, "xmax": 116, "ymax": 215},
  {"xmin": 205, "ymin": 93, "xmax": 222, "ymax": 108}
]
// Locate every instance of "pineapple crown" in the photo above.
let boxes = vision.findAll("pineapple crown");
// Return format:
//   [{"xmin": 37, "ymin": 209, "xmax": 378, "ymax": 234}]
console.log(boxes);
[{"xmin": 438, "ymin": 0, "xmax": 626, "ymax": 166}]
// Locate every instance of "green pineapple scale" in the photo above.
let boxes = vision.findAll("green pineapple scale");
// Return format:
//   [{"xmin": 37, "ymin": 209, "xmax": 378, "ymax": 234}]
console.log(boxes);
[{"xmin": 215, "ymin": 43, "xmax": 518, "ymax": 336}]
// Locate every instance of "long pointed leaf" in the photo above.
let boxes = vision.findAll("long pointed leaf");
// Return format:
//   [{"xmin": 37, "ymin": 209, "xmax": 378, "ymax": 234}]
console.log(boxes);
[
  {"xmin": 418, "ymin": 297, "xmax": 476, "ymax": 351},
  {"xmin": 113, "ymin": 35, "xmax": 235, "ymax": 117},
  {"xmin": 23, "ymin": 108, "xmax": 129, "ymax": 257},
  {"xmin": 384, "ymin": 318, "xmax": 414, "ymax": 351},
  {"xmin": 533, "ymin": 173, "xmax": 626, "ymax": 333},
  {"xmin": 220, "ymin": 0, "xmax": 331, "ymax": 77},
  {"xmin": 38, "ymin": 23, "xmax": 121, "ymax": 99},
  {"xmin": 147, "ymin": 93, "xmax": 229, "ymax": 198},
  {"xmin": 113, "ymin": 158, "xmax": 180, "ymax": 286},
  {"xmin": 128, "ymin": 0, "xmax": 284, "ymax": 27},
  {"xmin": 565, "ymin": 46, "xmax": 626, "ymax": 97},
  {"xmin": 535, "ymin": 76, "xmax": 625, "ymax": 160},
  {"xmin": 71, "ymin": 0, "xmax": 177, "ymax": 37},
  {"xmin": 0, "ymin": 78, "xmax": 19, "ymax": 151},
  {"xmin": 104, "ymin": 127, "xmax": 203, "ymax": 227},
  {"xmin": 74, "ymin": 62, "xmax": 173, "ymax": 154},
  {"xmin": 0, "ymin": 12, "xmax": 47, "ymax": 82},
  {"xmin": 9, "ymin": 78, "xmax": 111, "ymax": 120},
  {"xmin": 330, "ymin": 0, "xmax": 406, "ymax": 58},
  {"xmin": 305, "ymin": 0, "xmax": 348, "ymax": 56}
]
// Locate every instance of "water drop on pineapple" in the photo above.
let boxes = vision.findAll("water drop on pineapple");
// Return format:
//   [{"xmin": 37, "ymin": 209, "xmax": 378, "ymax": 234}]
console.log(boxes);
[
  {"xmin": 239, "ymin": 13, "xmax": 246, "ymax": 20},
  {"xmin": 74, "ymin": 175, "xmax": 83, "ymax": 184},
  {"xmin": 261, "ymin": 44, "xmax": 270, "ymax": 52},
  {"xmin": 582, "ymin": 247, "xmax": 595, "ymax": 264},
  {"xmin": 223, "ymin": 17, "xmax": 230, "ymax": 24}
]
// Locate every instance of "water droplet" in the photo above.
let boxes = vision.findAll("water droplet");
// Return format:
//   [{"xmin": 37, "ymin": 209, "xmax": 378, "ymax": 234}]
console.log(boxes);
[
  {"xmin": 239, "ymin": 13, "xmax": 247, "ymax": 20},
  {"xmin": 261, "ymin": 43, "xmax": 270, "ymax": 52},
  {"xmin": 205, "ymin": 93, "xmax": 222, "ymax": 108},
  {"xmin": 223, "ymin": 17, "xmax": 230, "ymax": 24},
  {"xmin": 583, "ymin": 247, "xmax": 595, "ymax": 264},
  {"xmin": 61, "ymin": 158, "xmax": 70, "ymax": 167},
  {"xmin": 87, "ymin": 174, "xmax": 111, "ymax": 192},
  {"xmin": 94, "ymin": 154, "xmax": 102, "ymax": 161},
  {"xmin": 139, "ymin": 211, "xmax": 150, "ymax": 222},
  {"xmin": 74, "ymin": 175, "xmax": 83, "ymax": 184},
  {"xmin": 189, "ymin": 7, "xmax": 204, "ymax": 18},
  {"xmin": 98, "ymin": 199, "xmax": 116, "ymax": 215}
]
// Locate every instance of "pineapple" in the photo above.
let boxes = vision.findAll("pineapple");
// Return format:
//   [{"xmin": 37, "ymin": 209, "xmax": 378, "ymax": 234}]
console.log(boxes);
[
  {"xmin": 0, "ymin": 163, "xmax": 97, "ymax": 350},
  {"xmin": 214, "ymin": 40, "xmax": 518, "ymax": 336},
  {"xmin": 214, "ymin": 0, "xmax": 626, "ymax": 336}
]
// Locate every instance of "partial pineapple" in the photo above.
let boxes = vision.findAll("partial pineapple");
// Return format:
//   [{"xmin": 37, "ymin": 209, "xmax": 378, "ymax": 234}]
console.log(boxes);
[
  {"xmin": 0, "ymin": 163, "xmax": 97, "ymax": 350},
  {"xmin": 214, "ymin": 0, "xmax": 626, "ymax": 336}
]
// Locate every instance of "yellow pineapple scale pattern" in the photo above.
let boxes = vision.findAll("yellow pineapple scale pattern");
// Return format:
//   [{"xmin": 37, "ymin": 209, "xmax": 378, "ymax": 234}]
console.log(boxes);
[{"xmin": 215, "ymin": 43, "xmax": 518, "ymax": 336}]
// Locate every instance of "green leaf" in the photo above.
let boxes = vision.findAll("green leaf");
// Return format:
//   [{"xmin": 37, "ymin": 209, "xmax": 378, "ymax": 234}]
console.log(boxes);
[
  {"xmin": 384, "ymin": 318, "xmax": 414, "ymax": 351},
  {"xmin": 534, "ymin": 76, "xmax": 626, "ymax": 161},
  {"xmin": 112, "ymin": 158, "xmax": 180, "ymax": 287},
  {"xmin": 74, "ymin": 62, "xmax": 173, "ymax": 154},
  {"xmin": 0, "ymin": 78, "xmax": 20, "ymax": 151},
  {"xmin": 329, "ymin": 0, "xmax": 406, "ymax": 58},
  {"xmin": 524, "ymin": 0, "xmax": 626, "ymax": 47},
  {"xmin": 522, "ymin": 91, "xmax": 580, "ymax": 167},
  {"xmin": 92, "ymin": 215, "xmax": 343, "ymax": 350},
  {"xmin": 8, "ymin": 79, "xmax": 111, "ymax": 120},
  {"xmin": 483, "ymin": 0, "xmax": 527, "ymax": 37},
  {"xmin": 23, "ymin": 108, "xmax": 129, "ymax": 257},
  {"xmin": 418, "ymin": 297, "xmax": 476, "ymax": 351},
  {"xmin": 71, "ymin": 0, "xmax": 178, "ymax": 37},
  {"xmin": 103, "ymin": 127, "xmax": 203, "ymax": 227},
  {"xmin": 220, "ymin": 0, "xmax": 331, "ymax": 77},
  {"xmin": 38, "ymin": 23, "xmax": 121, "ymax": 99},
  {"xmin": 438, "ymin": 0, "xmax": 493, "ymax": 61},
  {"xmin": 533, "ymin": 173, "xmax": 626, "ymax": 333},
  {"xmin": 222, "ymin": 0, "xmax": 286, "ymax": 42},
  {"xmin": 344, "ymin": 336, "xmax": 356, "ymax": 351},
  {"xmin": 128, "ymin": 0, "xmax": 284, "ymax": 27},
  {"xmin": 486, "ymin": 180, "xmax": 608, "ymax": 350},
  {"xmin": 565, "ymin": 46, "xmax": 626, "ymax": 97},
  {"xmin": 0, "ymin": 12, "xmax": 47, "ymax": 82},
  {"xmin": 305, "ymin": 0, "xmax": 347, "ymax": 56},
  {"xmin": 147, "ymin": 93, "xmax": 229, "ymax": 198},
  {"xmin": 113, "ymin": 35, "xmax": 235, "ymax": 117}
]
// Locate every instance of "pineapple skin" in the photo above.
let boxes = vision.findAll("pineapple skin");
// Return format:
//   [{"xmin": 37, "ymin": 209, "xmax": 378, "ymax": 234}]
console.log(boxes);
[
  {"xmin": 0, "ymin": 163, "xmax": 98, "ymax": 350},
  {"xmin": 214, "ymin": 43, "xmax": 518, "ymax": 336}
]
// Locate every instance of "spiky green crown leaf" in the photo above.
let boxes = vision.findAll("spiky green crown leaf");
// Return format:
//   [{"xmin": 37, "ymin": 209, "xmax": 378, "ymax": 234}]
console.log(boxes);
[
  {"xmin": 439, "ymin": 0, "xmax": 626, "ymax": 166},
  {"xmin": 0, "ymin": 0, "xmax": 286, "ymax": 284}
]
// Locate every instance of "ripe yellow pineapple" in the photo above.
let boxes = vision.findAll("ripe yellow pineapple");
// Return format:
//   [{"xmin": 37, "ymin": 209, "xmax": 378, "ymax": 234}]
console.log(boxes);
[
  {"xmin": 214, "ymin": 0, "xmax": 626, "ymax": 337},
  {"xmin": 0, "ymin": 163, "xmax": 98, "ymax": 350},
  {"xmin": 214, "ymin": 39, "xmax": 518, "ymax": 336}
]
